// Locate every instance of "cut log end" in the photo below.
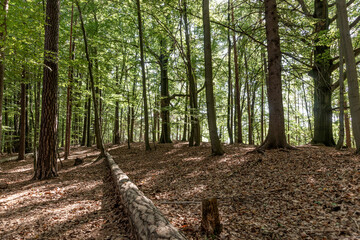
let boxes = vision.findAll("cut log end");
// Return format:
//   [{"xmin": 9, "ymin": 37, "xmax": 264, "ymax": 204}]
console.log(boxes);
[{"xmin": 201, "ymin": 197, "xmax": 222, "ymax": 236}]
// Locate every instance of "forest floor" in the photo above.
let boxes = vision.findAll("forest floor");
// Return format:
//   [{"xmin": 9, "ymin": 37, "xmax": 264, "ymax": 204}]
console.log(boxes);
[
  {"xmin": 109, "ymin": 142, "xmax": 360, "ymax": 240},
  {"xmin": 0, "ymin": 147, "xmax": 134, "ymax": 240}
]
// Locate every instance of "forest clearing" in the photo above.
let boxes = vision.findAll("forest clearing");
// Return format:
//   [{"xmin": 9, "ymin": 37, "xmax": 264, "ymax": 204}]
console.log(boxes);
[
  {"xmin": 1, "ymin": 0, "xmax": 360, "ymax": 239},
  {"xmin": 1, "ymin": 143, "xmax": 360, "ymax": 239}
]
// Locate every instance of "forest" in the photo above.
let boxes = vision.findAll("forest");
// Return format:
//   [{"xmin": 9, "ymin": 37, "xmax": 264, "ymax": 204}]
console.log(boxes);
[{"xmin": 1, "ymin": 0, "xmax": 360, "ymax": 239}]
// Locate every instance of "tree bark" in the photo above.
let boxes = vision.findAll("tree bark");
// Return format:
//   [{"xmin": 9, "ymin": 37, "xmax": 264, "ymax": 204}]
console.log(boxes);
[
  {"xmin": 344, "ymin": 100, "xmax": 351, "ymax": 148},
  {"xmin": 311, "ymin": 0, "xmax": 334, "ymax": 146},
  {"xmin": 136, "ymin": 0, "xmax": 151, "ymax": 150},
  {"xmin": 64, "ymin": 4, "xmax": 75, "ymax": 159},
  {"xmin": 183, "ymin": 0, "xmax": 200, "ymax": 147},
  {"xmin": 202, "ymin": 0, "xmax": 224, "ymax": 155},
  {"xmin": 336, "ymin": 0, "xmax": 360, "ymax": 153},
  {"xmin": 114, "ymin": 66, "xmax": 120, "ymax": 144},
  {"xmin": 231, "ymin": 2, "xmax": 242, "ymax": 144},
  {"xmin": 260, "ymin": 0, "xmax": 289, "ymax": 150},
  {"xmin": 18, "ymin": 80, "xmax": 26, "ymax": 161},
  {"xmin": 227, "ymin": 0, "xmax": 233, "ymax": 144},
  {"xmin": 35, "ymin": 0, "xmax": 60, "ymax": 179},
  {"xmin": 336, "ymin": 40, "xmax": 344, "ymax": 150}
]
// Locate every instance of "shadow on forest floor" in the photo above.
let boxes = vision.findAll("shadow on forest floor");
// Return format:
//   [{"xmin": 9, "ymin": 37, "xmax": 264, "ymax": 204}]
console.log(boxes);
[
  {"xmin": 0, "ymin": 146, "xmax": 134, "ymax": 240},
  {"xmin": 109, "ymin": 142, "xmax": 360, "ymax": 239}
]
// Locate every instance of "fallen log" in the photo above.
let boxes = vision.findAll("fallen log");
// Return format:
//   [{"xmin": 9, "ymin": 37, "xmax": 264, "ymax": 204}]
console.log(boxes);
[{"xmin": 105, "ymin": 152, "xmax": 187, "ymax": 240}]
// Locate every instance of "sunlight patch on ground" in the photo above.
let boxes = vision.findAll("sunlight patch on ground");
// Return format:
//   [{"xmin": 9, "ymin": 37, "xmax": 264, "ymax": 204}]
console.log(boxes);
[{"xmin": 3, "ymin": 164, "xmax": 32, "ymax": 174}]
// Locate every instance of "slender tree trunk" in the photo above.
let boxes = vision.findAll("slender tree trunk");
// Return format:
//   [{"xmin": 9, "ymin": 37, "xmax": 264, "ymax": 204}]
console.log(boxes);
[
  {"xmin": 336, "ymin": 40, "xmax": 345, "ymax": 150},
  {"xmin": 183, "ymin": 0, "xmax": 200, "ymax": 147},
  {"xmin": 0, "ymin": 0, "xmax": 9, "ymax": 153},
  {"xmin": 64, "ymin": 4, "xmax": 75, "ymax": 159},
  {"xmin": 311, "ymin": 0, "xmax": 334, "ymax": 146},
  {"xmin": 344, "ymin": 100, "xmax": 351, "ymax": 148},
  {"xmin": 136, "ymin": 0, "xmax": 151, "ymax": 150},
  {"xmin": 260, "ymin": 0, "xmax": 289, "ymax": 150},
  {"xmin": 244, "ymin": 51, "xmax": 252, "ymax": 144},
  {"xmin": 227, "ymin": 0, "xmax": 233, "ymax": 144},
  {"xmin": 181, "ymin": 84, "xmax": 188, "ymax": 142},
  {"xmin": 76, "ymin": 1, "xmax": 105, "ymax": 155},
  {"xmin": 231, "ymin": 2, "xmax": 242, "ymax": 144},
  {"xmin": 114, "ymin": 66, "xmax": 120, "ymax": 144},
  {"xmin": 33, "ymin": 79, "xmax": 40, "ymax": 173},
  {"xmin": 202, "ymin": 0, "xmax": 224, "ymax": 155},
  {"xmin": 35, "ymin": 0, "xmax": 60, "ymax": 179},
  {"xmin": 18, "ymin": 80, "xmax": 26, "ymax": 161},
  {"xmin": 261, "ymin": 52, "xmax": 266, "ymax": 143},
  {"xmin": 86, "ymin": 83, "xmax": 91, "ymax": 147},
  {"xmin": 336, "ymin": 0, "xmax": 360, "ymax": 153}
]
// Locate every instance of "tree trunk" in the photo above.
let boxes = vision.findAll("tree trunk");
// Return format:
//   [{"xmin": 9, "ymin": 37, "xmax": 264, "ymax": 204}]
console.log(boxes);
[
  {"xmin": 311, "ymin": 0, "xmax": 334, "ymax": 146},
  {"xmin": 227, "ymin": 0, "xmax": 233, "ymax": 144},
  {"xmin": 136, "ymin": 0, "xmax": 151, "ymax": 151},
  {"xmin": 159, "ymin": 38, "xmax": 172, "ymax": 144},
  {"xmin": 344, "ymin": 100, "xmax": 351, "ymax": 148},
  {"xmin": 336, "ymin": 40, "xmax": 344, "ymax": 150},
  {"xmin": 261, "ymin": 52, "xmax": 266, "ymax": 143},
  {"xmin": 202, "ymin": 0, "xmax": 224, "ymax": 155},
  {"xmin": 76, "ymin": 1, "xmax": 105, "ymax": 155},
  {"xmin": 260, "ymin": 0, "xmax": 289, "ymax": 150},
  {"xmin": 35, "ymin": 0, "xmax": 60, "ymax": 179},
  {"xmin": 0, "ymin": 0, "xmax": 9, "ymax": 153},
  {"xmin": 231, "ymin": 2, "xmax": 242, "ymax": 144},
  {"xmin": 244, "ymin": 51, "xmax": 252, "ymax": 144},
  {"xmin": 18, "ymin": 80, "xmax": 26, "ymax": 161},
  {"xmin": 64, "ymin": 4, "xmax": 75, "ymax": 159},
  {"xmin": 114, "ymin": 66, "xmax": 120, "ymax": 144},
  {"xmin": 183, "ymin": 0, "xmax": 200, "ymax": 147},
  {"xmin": 336, "ymin": 0, "xmax": 360, "ymax": 153}
]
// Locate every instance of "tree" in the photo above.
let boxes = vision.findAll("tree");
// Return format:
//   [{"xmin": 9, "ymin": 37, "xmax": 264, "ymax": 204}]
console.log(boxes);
[
  {"xmin": 259, "ymin": 0, "xmax": 290, "ymax": 150},
  {"xmin": 202, "ymin": 0, "xmax": 224, "ymax": 155},
  {"xmin": 0, "ymin": 0, "xmax": 9, "ymax": 153},
  {"xmin": 76, "ymin": 0, "xmax": 105, "ymax": 156},
  {"xmin": 35, "ymin": 0, "xmax": 60, "ymax": 179},
  {"xmin": 18, "ymin": 75, "xmax": 26, "ymax": 161},
  {"xmin": 136, "ymin": 0, "xmax": 151, "ymax": 151},
  {"xmin": 336, "ymin": 0, "xmax": 360, "ymax": 153}
]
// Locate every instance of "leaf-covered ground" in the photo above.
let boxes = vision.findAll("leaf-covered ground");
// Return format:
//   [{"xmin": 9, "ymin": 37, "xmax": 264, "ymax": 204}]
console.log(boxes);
[
  {"xmin": 109, "ymin": 142, "xmax": 360, "ymax": 240},
  {"xmin": 0, "ymin": 147, "xmax": 134, "ymax": 240}
]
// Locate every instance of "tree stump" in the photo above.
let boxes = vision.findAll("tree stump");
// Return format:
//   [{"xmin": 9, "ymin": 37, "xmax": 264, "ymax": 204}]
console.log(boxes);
[
  {"xmin": 201, "ymin": 198, "xmax": 222, "ymax": 236},
  {"xmin": 74, "ymin": 157, "xmax": 83, "ymax": 166}
]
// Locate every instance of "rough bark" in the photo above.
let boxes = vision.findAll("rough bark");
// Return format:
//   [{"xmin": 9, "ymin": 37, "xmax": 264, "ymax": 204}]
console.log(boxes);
[
  {"xmin": 201, "ymin": 198, "xmax": 222, "ymax": 236},
  {"xmin": 202, "ymin": 0, "xmax": 224, "ymax": 155},
  {"xmin": 336, "ymin": 40, "xmax": 344, "ymax": 150},
  {"xmin": 136, "ymin": 0, "xmax": 151, "ymax": 151},
  {"xmin": 35, "ymin": 0, "xmax": 60, "ymax": 179},
  {"xmin": 336, "ymin": 0, "xmax": 360, "ymax": 153},
  {"xmin": 260, "ymin": 0, "xmax": 289, "ymax": 150},
  {"xmin": 311, "ymin": 0, "xmax": 335, "ymax": 146},
  {"xmin": 344, "ymin": 100, "xmax": 351, "ymax": 148}
]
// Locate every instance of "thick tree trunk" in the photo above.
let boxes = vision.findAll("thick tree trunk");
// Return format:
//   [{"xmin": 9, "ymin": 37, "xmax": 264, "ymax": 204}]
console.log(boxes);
[
  {"xmin": 336, "ymin": 0, "xmax": 360, "ymax": 153},
  {"xmin": 77, "ymin": 1, "xmax": 105, "ymax": 155},
  {"xmin": 260, "ymin": 0, "xmax": 289, "ymax": 150},
  {"xmin": 311, "ymin": 0, "xmax": 334, "ymax": 146},
  {"xmin": 35, "ymin": 0, "xmax": 60, "ymax": 179},
  {"xmin": 159, "ymin": 39, "xmax": 172, "ymax": 144},
  {"xmin": 202, "ymin": 0, "xmax": 224, "ymax": 155},
  {"xmin": 136, "ymin": 0, "xmax": 151, "ymax": 151},
  {"xmin": 0, "ymin": 0, "xmax": 9, "ymax": 153},
  {"xmin": 183, "ymin": 0, "xmax": 200, "ymax": 147},
  {"xmin": 18, "ymin": 81, "xmax": 26, "ymax": 161},
  {"xmin": 231, "ymin": 2, "xmax": 242, "ymax": 144}
]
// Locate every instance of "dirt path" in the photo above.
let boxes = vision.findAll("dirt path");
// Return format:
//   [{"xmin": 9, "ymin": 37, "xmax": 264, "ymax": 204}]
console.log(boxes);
[{"xmin": 0, "ymin": 147, "xmax": 134, "ymax": 240}]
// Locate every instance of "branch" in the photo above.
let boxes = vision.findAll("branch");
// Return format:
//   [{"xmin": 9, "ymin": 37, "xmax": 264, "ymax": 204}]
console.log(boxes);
[
  {"xmin": 330, "ymin": 48, "xmax": 360, "ymax": 72},
  {"xmin": 295, "ymin": 0, "xmax": 311, "ymax": 17}
]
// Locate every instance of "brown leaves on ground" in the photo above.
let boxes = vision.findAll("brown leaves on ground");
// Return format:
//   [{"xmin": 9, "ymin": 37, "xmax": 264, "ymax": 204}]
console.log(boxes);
[
  {"xmin": 108, "ymin": 142, "xmax": 360, "ymax": 240},
  {"xmin": 0, "ymin": 146, "xmax": 134, "ymax": 240}
]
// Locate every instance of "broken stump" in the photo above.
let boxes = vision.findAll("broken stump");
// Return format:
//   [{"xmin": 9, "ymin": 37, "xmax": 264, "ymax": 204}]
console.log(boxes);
[{"xmin": 201, "ymin": 197, "xmax": 222, "ymax": 236}]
